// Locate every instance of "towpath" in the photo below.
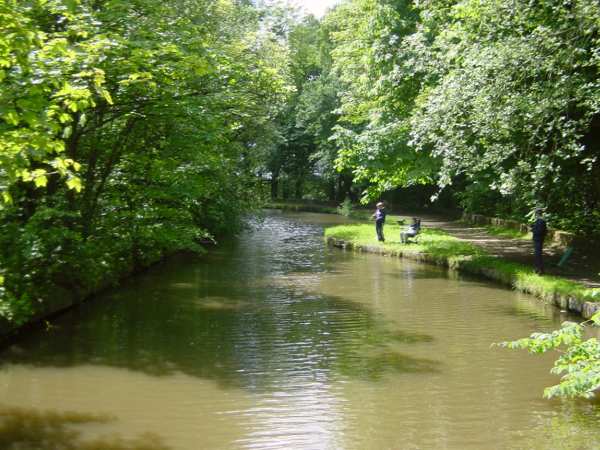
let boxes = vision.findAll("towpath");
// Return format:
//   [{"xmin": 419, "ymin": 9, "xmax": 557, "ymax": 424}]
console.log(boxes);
[{"xmin": 402, "ymin": 213, "xmax": 600, "ymax": 288}]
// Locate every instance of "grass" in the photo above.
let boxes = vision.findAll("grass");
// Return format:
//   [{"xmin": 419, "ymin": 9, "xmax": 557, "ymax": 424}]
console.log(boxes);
[
  {"xmin": 274, "ymin": 206, "xmax": 598, "ymax": 311},
  {"xmin": 265, "ymin": 201, "xmax": 337, "ymax": 214},
  {"xmin": 324, "ymin": 223, "xmax": 485, "ymax": 260},
  {"xmin": 266, "ymin": 200, "xmax": 377, "ymax": 220},
  {"xmin": 485, "ymin": 225, "xmax": 529, "ymax": 240},
  {"xmin": 461, "ymin": 256, "xmax": 588, "ymax": 299},
  {"xmin": 325, "ymin": 223, "xmax": 599, "ymax": 308}
]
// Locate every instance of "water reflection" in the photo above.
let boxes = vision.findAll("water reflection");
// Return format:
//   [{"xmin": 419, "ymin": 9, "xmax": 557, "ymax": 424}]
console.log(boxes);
[
  {"xmin": 2, "ymin": 213, "xmax": 439, "ymax": 390},
  {"xmin": 0, "ymin": 405, "xmax": 169, "ymax": 450},
  {"xmin": 510, "ymin": 401, "xmax": 600, "ymax": 449},
  {"xmin": 0, "ymin": 211, "xmax": 598, "ymax": 449},
  {"xmin": 2, "ymin": 286, "xmax": 438, "ymax": 389}
]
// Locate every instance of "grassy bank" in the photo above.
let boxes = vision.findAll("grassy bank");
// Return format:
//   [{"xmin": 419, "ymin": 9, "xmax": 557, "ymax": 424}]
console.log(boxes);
[
  {"xmin": 265, "ymin": 201, "xmax": 338, "ymax": 215},
  {"xmin": 324, "ymin": 223, "xmax": 484, "ymax": 261},
  {"xmin": 325, "ymin": 223, "xmax": 600, "ymax": 319},
  {"xmin": 265, "ymin": 200, "xmax": 377, "ymax": 220}
]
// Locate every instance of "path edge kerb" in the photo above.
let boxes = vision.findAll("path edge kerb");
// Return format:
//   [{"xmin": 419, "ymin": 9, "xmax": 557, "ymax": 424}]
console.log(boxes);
[{"xmin": 326, "ymin": 237, "xmax": 600, "ymax": 320}]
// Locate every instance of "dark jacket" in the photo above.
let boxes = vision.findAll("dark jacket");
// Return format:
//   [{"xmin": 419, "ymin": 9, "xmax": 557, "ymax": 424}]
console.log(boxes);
[
  {"xmin": 531, "ymin": 218, "xmax": 547, "ymax": 242},
  {"xmin": 375, "ymin": 209, "xmax": 386, "ymax": 223}
]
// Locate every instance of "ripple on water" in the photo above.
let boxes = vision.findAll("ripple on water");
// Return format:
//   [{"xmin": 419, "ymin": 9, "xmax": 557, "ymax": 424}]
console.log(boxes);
[{"xmin": 0, "ymin": 211, "xmax": 598, "ymax": 450}]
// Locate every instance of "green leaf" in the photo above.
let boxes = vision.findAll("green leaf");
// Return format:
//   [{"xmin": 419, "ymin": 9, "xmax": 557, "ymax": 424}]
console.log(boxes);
[
  {"xmin": 34, "ymin": 175, "xmax": 48, "ymax": 188},
  {"xmin": 59, "ymin": 113, "xmax": 72, "ymax": 124},
  {"xmin": 66, "ymin": 177, "xmax": 82, "ymax": 192},
  {"xmin": 100, "ymin": 89, "xmax": 113, "ymax": 105},
  {"xmin": 20, "ymin": 170, "xmax": 33, "ymax": 182},
  {"xmin": 63, "ymin": 125, "xmax": 73, "ymax": 139},
  {"xmin": 3, "ymin": 110, "xmax": 20, "ymax": 126},
  {"xmin": 1, "ymin": 191, "xmax": 12, "ymax": 204}
]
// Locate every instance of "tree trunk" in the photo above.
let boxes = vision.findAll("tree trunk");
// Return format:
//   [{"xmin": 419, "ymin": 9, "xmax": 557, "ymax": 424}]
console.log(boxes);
[
  {"xmin": 271, "ymin": 170, "xmax": 279, "ymax": 200},
  {"xmin": 294, "ymin": 177, "xmax": 303, "ymax": 199},
  {"xmin": 327, "ymin": 178, "xmax": 336, "ymax": 202}
]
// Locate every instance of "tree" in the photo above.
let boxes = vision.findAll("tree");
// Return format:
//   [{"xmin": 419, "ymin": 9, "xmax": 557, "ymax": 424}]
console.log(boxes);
[
  {"xmin": 0, "ymin": 0, "xmax": 288, "ymax": 324},
  {"xmin": 408, "ymin": 0, "xmax": 600, "ymax": 231},
  {"xmin": 264, "ymin": 13, "xmax": 324, "ymax": 200},
  {"xmin": 325, "ymin": 0, "xmax": 437, "ymax": 203}
]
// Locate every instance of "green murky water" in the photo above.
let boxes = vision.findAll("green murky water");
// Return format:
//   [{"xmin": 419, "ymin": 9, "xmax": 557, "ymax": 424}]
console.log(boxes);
[{"xmin": 0, "ymin": 211, "xmax": 598, "ymax": 449}]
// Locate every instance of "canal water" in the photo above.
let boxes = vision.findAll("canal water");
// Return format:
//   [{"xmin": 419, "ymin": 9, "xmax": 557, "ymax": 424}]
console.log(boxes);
[{"xmin": 0, "ymin": 211, "xmax": 598, "ymax": 450}]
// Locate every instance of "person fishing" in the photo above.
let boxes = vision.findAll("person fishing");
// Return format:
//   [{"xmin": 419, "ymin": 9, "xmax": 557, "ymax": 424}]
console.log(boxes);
[
  {"xmin": 530, "ymin": 208, "xmax": 548, "ymax": 274},
  {"xmin": 372, "ymin": 202, "xmax": 386, "ymax": 242},
  {"xmin": 401, "ymin": 217, "xmax": 421, "ymax": 243}
]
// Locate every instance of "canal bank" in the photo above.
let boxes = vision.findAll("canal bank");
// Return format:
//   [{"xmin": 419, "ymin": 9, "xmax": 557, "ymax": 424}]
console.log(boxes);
[
  {"xmin": 0, "ymin": 255, "xmax": 164, "ymax": 346},
  {"xmin": 0, "ymin": 245, "xmax": 216, "ymax": 347},
  {"xmin": 325, "ymin": 224, "xmax": 600, "ymax": 320}
]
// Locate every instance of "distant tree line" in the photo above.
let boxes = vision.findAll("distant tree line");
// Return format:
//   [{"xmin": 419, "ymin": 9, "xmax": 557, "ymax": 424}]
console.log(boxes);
[{"xmin": 268, "ymin": 0, "xmax": 599, "ymax": 234}]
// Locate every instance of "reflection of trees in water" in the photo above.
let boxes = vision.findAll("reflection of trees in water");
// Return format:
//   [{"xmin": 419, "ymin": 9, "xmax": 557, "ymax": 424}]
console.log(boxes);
[
  {"xmin": 511, "ymin": 402, "xmax": 600, "ymax": 450},
  {"xmin": 1, "ymin": 213, "xmax": 439, "ymax": 390},
  {"xmin": 0, "ymin": 406, "xmax": 170, "ymax": 450},
  {"xmin": 492, "ymin": 294, "xmax": 569, "ymax": 325},
  {"xmin": 2, "ymin": 282, "xmax": 439, "ymax": 390}
]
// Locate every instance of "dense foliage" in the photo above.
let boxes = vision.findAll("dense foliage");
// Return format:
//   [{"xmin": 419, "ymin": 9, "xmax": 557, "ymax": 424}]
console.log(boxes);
[
  {"xmin": 0, "ymin": 0, "xmax": 287, "ymax": 324},
  {"xmin": 264, "ymin": 0, "xmax": 600, "ymax": 234},
  {"xmin": 263, "ymin": 9, "xmax": 357, "ymax": 202},
  {"xmin": 409, "ymin": 0, "xmax": 600, "ymax": 232},
  {"xmin": 2, "ymin": 0, "xmax": 599, "ymax": 398}
]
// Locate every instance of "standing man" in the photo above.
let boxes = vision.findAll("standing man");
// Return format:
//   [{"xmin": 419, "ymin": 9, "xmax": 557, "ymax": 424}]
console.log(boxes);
[
  {"xmin": 372, "ymin": 202, "xmax": 386, "ymax": 242},
  {"xmin": 530, "ymin": 208, "xmax": 547, "ymax": 274}
]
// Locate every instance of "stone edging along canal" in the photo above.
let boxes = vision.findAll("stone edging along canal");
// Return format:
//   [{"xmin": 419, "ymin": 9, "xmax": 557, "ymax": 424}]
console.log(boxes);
[{"xmin": 326, "ymin": 237, "xmax": 600, "ymax": 320}]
